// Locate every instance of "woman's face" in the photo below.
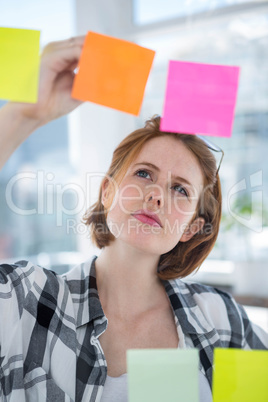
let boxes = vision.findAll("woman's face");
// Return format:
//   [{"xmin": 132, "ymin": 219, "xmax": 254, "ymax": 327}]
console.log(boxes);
[{"xmin": 103, "ymin": 135, "xmax": 205, "ymax": 256}]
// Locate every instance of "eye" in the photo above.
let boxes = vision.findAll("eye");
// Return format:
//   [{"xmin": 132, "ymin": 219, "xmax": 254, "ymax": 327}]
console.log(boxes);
[
  {"xmin": 172, "ymin": 184, "xmax": 188, "ymax": 197},
  {"xmin": 135, "ymin": 169, "xmax": 152, "ymax": 180}
]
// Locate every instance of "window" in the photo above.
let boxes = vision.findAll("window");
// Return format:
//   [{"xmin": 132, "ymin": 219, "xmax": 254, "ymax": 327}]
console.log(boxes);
[{"xmin": 133, "ymin": 0, "xmax": 258, "ymax": 25}]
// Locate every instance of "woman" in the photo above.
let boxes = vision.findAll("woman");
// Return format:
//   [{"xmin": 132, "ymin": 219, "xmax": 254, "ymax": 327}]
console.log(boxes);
[{"xmin": 0, "ymin": 37, "xmax": 267, "ymax": 402}]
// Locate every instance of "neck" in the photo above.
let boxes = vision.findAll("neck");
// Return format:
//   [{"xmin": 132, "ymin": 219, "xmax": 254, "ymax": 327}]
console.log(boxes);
[{"xmin": 95, "ymin": 241, "xmax": 165, "ymax": 319}]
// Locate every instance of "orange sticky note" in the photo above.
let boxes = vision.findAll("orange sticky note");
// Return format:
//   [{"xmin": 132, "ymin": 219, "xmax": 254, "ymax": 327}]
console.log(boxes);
[{"xmin": 72, "ymin": 31, "xmax": 155, "ymax": 115}]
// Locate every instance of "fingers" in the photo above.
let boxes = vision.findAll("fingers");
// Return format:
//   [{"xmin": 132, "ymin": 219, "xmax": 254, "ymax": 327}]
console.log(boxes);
[
  {"xmin": 41, "ymin": 37, "xmax": 85, "ymax": 74},
  {"xmin": 64, "ymin": 36, "xmax": 85, "ymax": 48},
  {"xmin": 51, "ymin": 45, "xmax": 83, "ymax": 66},
  {"xmin": 42, "ymin": 36, "xmax": 85, "ymax": 53}
]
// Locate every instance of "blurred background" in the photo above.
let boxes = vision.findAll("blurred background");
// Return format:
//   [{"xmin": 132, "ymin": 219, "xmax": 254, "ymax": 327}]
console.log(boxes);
[{"xmin": 0, "ymin": 0, "xmax": 267, "ymax": 330}]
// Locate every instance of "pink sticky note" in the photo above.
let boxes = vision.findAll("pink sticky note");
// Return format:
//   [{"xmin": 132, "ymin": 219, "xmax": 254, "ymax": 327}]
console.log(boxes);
[{"xmin": 160, "ymin": 61, "xmax": 240, "ymax": 138}]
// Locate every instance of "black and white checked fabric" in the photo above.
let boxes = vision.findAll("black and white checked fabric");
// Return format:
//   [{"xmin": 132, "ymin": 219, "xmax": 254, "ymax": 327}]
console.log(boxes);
[{"xmin": 0, "ymin": 255, "xmax": 267, "ymax": 401}]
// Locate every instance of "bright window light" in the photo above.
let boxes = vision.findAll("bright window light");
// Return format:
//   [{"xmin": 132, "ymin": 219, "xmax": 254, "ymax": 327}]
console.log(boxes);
[{"xmin": 133, "ymin": 0, "xmax": 256, "ymax": 25}]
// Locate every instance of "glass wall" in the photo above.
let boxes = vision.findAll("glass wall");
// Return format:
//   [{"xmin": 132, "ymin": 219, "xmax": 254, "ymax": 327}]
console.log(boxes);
[
  {"xmin": 133, "ymin": 0, "xmax": 256, "ymax": 25},
  {"xmin": 0, "ymin": 0, "xmax": 83, "ymax": 271},
  {"xmin": 134, "ymin": 2, "xmax": 268, "ymax": 265},
  {"xmin": 1, "ymin": 0, "xmax": 267, "ymax": 286}
]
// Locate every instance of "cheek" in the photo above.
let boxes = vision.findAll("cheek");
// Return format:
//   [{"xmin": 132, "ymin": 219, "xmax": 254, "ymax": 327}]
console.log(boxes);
[
  {"xmin": 105, "ymin": 200, "xmax": 130, "ymax": 238},
  {"xmin": 168, "ymin": 197, "xmax": 197, "ymax": 222},
  {"xmin": 163, "ymin": 199, "xmax": 198, "ymax": 239},
  {"xmin": 116, "ymin": 183, "xmax": 144, "ymax": 213},
  {"xmin": 106, "ymin": 184, "xmax": 143, "ymax": 223}
]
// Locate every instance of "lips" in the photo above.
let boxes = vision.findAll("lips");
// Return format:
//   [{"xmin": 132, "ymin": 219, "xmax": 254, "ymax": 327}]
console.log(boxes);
[{"xmin": 131, "ymin": 209, "xmax": 162, "ymax": 228}]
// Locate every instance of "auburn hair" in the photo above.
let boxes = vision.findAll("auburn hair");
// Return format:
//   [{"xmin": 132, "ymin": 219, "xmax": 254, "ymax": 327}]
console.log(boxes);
[{"xmin": 83, "ymin": 115, "xmax": 222, "ymax": 280}]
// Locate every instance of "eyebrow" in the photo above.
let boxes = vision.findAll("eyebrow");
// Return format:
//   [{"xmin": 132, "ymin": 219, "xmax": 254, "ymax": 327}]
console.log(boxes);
[{"xmin": 133, "ymin": 162, "xmax": 193, "ymax": 188}]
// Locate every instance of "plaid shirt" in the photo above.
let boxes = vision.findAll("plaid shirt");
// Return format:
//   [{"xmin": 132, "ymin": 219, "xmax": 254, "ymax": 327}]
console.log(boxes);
[{"xmin": 0, "ymin": 256, "xmax": 267, "ymax": 401}]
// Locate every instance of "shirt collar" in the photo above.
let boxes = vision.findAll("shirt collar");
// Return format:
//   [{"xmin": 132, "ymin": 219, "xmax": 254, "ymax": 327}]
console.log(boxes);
[
  {"xmin": 64, "ymin": 255, "xmax": 214, "ymax": 334},
  {"xmin": 63, "ymin": 255, "xmax": 105, "ymax": 328},
  {"xmin": 162, "ymin": 278, "xmax": 214, "ymax": 335}
]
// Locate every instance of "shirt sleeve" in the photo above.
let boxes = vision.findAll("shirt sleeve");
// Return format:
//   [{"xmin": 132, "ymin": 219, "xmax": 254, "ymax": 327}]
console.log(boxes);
[
  {"xmin": 0, "ymin": 261, "xmax": 78, "ymax": 400},
  {"xmin": 0, "ymin": 261, "xmax": 35, "ymax": 353}
]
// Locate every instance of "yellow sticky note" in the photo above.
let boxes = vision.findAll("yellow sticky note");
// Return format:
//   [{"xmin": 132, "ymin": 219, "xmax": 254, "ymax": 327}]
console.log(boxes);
[
  {"xmin": 0, "ymin": 27, "xmax": 40, "ymax": 103},
  {"xmin": 213, "ymin": 348, "xmax": 268, "ymax": 402}
]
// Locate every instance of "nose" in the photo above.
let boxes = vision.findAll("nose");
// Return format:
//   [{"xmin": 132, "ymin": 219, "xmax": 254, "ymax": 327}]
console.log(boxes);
[{"xmin": 144, "ymin": 190, "xmax": 163, "ymax": 208}]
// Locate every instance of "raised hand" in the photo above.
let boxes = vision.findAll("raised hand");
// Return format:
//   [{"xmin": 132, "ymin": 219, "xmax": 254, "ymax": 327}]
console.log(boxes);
[
  {"xmin": 18, "ymin": 36, "xmax": 85, "ymax": 125},
  {"xmin": 0, "ymin": 36, "xmax": 85, "ymax": 170}
]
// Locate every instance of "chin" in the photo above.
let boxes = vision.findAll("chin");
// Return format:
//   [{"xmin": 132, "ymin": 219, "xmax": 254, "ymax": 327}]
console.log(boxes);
[
  {"xmin": 121, "ymin": 230, "xmax": 173, "ymax": 256},
  {"xmin": 107, "ymin": 217, "xmax": 178, "ymax": 255}
]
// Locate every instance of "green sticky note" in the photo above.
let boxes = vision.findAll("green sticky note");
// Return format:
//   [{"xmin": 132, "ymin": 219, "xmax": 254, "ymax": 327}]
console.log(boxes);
[
  {"xmin": 127, "ymin": 349, "xmax": 199, "ymax": 402},
  {"xmin": 0, "ymin": 27, "xmax": 40, "ymax": 103},
  {"xmin": 213, "ymin": 348, "xmax": 268, "ymax": 402}
]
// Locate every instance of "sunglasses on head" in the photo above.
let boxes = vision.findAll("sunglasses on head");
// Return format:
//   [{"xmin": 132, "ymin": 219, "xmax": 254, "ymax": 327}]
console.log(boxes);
[{"xmin": 196, "ymin": 135, "xmax": 224, "ymax": 176}]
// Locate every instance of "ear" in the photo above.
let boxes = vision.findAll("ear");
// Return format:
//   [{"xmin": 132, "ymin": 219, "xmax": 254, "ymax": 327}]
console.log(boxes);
[
  {"xmin": 101, "ymin": 178, "xmax": 110, "ymax": 208},
  {"xmin": 180, "ymin": 217, "xmax": 205, "ymax": 243}
]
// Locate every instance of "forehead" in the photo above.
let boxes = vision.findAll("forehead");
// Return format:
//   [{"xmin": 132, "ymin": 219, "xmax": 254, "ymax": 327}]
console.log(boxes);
[{"xmin": 132, "ymin": 135, "xmax": 204, "ymax": 187}]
